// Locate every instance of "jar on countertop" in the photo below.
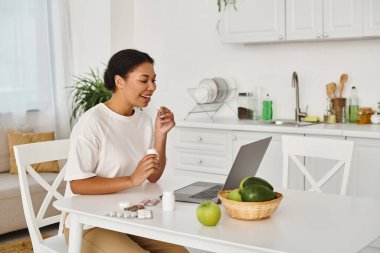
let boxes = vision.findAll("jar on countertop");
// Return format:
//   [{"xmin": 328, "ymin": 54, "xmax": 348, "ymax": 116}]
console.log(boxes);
[
  {"xmin": 356, "ymin": 107, "xmax": 374, "ymax": 124},
  {"xmin": 237, "ymin": 92, "xmax": 256, "ymax": 120},
  {"xmin": 324, "ymin": 98, "xmax": 336, "ymax": 124}
]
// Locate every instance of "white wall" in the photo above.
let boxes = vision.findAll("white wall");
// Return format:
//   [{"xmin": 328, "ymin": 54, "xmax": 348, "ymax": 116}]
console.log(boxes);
[
  {"xmin": 110, "ymin": 0, "xmax": 134, "ymax": 54},
  {"xmin": 68, "ymin": 0, "xmax": 111, "ymax": 75},
  {"xmin": 68, "ymin": 0, "xmax": 135, "ymax": 77},
  {"xmin": 69, "ymin": 0, "xmax": 380, "ymax": 120},
  {"xmin": 132, "ymin": 0, "xmax": 380, "ymax": 120}
]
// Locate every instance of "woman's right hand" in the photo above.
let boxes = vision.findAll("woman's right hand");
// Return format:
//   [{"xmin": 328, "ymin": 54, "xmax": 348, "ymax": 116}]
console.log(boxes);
[{"xmin": 131, "ymin": 154, "xmax": 160, "ymax": 187}]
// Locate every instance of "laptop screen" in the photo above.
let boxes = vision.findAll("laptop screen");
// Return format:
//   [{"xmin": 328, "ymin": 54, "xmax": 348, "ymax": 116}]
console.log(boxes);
[{"xmin": 222, "ymin": 137, "xmax": 272, "ymax": 190}]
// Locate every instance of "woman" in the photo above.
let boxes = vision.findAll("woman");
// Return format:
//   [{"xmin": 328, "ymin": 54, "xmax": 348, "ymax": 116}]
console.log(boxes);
[{"xmin": 64, "ymin": 49, "xmax": 188, "ymax": 253}]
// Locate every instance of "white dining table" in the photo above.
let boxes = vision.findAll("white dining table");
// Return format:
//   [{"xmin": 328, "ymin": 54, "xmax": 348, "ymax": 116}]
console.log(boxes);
[{"xmin": 53, "ymin": 176, "xmax": 380, "ymax": 253}]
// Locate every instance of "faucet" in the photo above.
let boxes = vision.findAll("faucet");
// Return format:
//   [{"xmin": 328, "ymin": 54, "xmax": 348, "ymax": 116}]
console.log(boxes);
[{"xmin": 292, "ymin": 71, "xmax": 307, "ymax": 122}]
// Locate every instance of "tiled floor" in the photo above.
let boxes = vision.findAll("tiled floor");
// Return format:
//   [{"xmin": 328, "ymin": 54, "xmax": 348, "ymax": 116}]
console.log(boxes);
[{"xmin": 0, "ymin": 223, "xmax": 59, "ymax": 244}]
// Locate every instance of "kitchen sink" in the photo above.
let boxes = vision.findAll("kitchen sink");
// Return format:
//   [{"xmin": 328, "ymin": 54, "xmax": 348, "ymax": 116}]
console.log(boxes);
[{"xmin": 254, "ymin": 119, "xmax": 318, "ymax": 127}]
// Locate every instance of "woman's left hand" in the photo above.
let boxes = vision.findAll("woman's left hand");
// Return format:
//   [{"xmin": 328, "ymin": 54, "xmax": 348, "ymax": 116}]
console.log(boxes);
[{"xmin": 155, "ymin": 106, "xmax": 175, "ymax": 135}]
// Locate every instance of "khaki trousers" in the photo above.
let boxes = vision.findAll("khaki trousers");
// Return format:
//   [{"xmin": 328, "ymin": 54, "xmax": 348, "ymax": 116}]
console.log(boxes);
[{"xmin": 64, "ymin": 227, "xmax": 189, "ymax": 253}]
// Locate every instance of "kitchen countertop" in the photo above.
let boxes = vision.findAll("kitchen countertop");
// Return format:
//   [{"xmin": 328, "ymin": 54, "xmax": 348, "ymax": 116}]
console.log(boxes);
[{"xmin": 176, "ymin": 118, "xmax": 380, "ymax": 139}]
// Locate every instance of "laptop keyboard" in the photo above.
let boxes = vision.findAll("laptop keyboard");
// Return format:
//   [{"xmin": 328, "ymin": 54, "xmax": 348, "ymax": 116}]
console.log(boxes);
[{"xmin": 189, "ymin": 184, "xmax": 223, "ymax": 200}]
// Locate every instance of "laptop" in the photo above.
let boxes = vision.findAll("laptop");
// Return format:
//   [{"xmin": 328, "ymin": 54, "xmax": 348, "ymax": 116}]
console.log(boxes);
[{"xmin": 174, "ymin": 137, "xmax": 272, "ymax": 203}]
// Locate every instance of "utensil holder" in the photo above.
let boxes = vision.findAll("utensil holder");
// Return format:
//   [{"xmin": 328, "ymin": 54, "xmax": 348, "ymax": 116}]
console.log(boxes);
[{"xmin": 331, "ymin": 98, "xmax": 346, "ymax": 123}]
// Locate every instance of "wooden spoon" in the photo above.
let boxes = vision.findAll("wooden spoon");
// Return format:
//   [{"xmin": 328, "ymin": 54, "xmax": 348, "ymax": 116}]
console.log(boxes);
[
  {"xmin": 326, "ymin": 82, "xmax": 337, "ymax": 99},
  {"xmin": 338, "ymin": 74, "xmax": 348, "ymax": 98}
]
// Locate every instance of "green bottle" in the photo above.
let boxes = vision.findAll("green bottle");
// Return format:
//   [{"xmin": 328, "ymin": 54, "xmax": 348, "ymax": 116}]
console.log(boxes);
[
  {"xmin": 349, "ymin": 86, "xmax": 359, "ymax": 123},
  {"xmin": 262, "ymin": 93, "xmax": 272, "ymax": 120}
]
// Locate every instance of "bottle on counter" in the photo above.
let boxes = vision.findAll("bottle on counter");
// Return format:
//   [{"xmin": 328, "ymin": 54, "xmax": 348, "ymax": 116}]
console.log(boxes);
[
  {"xmin": 324, "ymin": 98, "xmax": 336, "ymax": 124},
  {"xmin": 262, "ymin": 93, "xmax": 273, "ymax": 120},
  {"xmin": 162, "ymin": 191, "xmax": 175, "ymax": 211},
  {"xmin": 349, "ymin": 86, "xmax": 359, "ymax": 123}
]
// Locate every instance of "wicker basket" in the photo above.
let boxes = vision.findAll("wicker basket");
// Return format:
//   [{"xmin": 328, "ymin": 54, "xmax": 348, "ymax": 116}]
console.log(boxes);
[{"xmin": 218, "ymin": 190, "xmax": 283, "ymax": 221}]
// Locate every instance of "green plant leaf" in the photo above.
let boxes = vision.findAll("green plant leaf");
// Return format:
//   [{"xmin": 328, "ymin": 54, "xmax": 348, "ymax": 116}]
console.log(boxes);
[{"xmin": 67, "ymin": 68, "xmax": 112, "ymax": 125}]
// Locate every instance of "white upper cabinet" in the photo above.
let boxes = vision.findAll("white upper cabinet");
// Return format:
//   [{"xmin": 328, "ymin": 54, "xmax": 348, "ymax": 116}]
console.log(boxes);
[
  {"xmin": 287, "ymin": 0, "xmax": 362, "ymax": 41},
  {"xmin": 323, "ymin": 0, "xmax": 363, "ymax": 39},
  {"xmin": 286, "ymin": 0, "xmax": 323, "ymax": 40},
  {"xmin": 363, "ymin": 0, "xmax": 380, "ymax": 36},
  {"xmin": 221, "ymin": 0, "xmax": 380, "ymax": 43},
  {"xmin": 219, "ymin": 0, "xmax": 286, "ymax": 43}
]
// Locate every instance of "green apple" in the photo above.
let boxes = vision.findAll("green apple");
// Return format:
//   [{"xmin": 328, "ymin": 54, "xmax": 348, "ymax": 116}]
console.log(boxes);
[
  {"xmin": 227, "ymin": 188, "xmax": 242, "ymax": 201},
  {"xmin": 196, "ymin": 201, "xmax": 221, "ymax": 226}
]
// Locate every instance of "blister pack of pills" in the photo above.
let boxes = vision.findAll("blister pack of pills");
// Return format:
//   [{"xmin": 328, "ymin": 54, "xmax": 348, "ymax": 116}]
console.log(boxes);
[
  {"xmin": 138, "ymin": 198, "xmax": 160, "ymax": 206},
  {"xmin": 106, "ymin": 209, "xmax": 153, "ymax": 219},
  {"xmin": 107, "ymin": 198, "xmax": 158, "ymax": 219}
]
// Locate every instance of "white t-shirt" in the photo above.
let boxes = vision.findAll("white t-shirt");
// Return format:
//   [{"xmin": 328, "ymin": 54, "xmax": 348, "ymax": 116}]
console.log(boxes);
[{"xmin": 64, "ymin": 103, "xmax": 154, "ymax": 198}]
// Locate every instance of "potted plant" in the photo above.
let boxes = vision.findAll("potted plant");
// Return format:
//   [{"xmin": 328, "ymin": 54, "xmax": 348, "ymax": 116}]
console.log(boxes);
[
  {"xmin": 68, "ymin": 68, "xmax": 111, "ymax": 125},
  {"xmin": 217, "ymin": 0, "xmax": 237, "ymax": 12}
]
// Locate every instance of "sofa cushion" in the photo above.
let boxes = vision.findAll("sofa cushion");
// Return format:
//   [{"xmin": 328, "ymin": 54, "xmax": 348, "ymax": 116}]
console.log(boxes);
[
  {"xmin": 0, "ymin": 172, "xmax": 66, "ymax": 200},
  {"xmin": 8, "ymin": 131, "xmax": 59, "ymax": 174},
  {"xmin": 0, "ymin": 126, "xmax": 33, "ymax": 173}
]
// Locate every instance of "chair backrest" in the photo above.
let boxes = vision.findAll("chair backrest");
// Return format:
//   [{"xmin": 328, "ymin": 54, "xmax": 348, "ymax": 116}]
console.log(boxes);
[
  {"xmin": 14, "ymin": 139, "xmax": 70, "ymax": 252},
  {"xmin": 282, "ymin": 135, "xmax": 354, "ymax": 195}
]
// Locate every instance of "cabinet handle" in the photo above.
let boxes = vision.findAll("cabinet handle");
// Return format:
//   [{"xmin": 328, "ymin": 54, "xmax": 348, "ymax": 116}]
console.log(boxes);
[
  {"xmin": 278, "ymin": 34, "xmax": 284, "ymax": 40},
  {"xmin": 323, "ymin": 33, "xmax": 329, "ymax": 38},
  {"xmin": 197, "ymin": 137, "xmax": 203, "ymax": 142},
  {"xmin": 232, "ymin": 136, "xmax": 237, "ymax": 141},
  {"xmin": 315, "ymin": 33, "xmax": 321, "ymax": 39}
]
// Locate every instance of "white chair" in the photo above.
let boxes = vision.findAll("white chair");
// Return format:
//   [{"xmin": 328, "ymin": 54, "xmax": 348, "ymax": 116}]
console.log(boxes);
[
  {"xmin": 282, "ymin": 135, "xmax": 354, "ymax": 195},
  {"xmin": 14, "ymin": 139, "xmax": 70, "ymax": 253}
]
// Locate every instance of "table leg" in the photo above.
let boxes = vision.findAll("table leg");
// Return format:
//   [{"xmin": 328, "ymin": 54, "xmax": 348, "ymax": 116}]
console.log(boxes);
[{"xmin": 68, "ymin": 214, "xmax": 83, "ymax": 253}]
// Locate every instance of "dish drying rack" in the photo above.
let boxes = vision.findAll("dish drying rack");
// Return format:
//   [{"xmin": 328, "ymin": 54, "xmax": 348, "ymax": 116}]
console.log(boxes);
[{"xmin": 184, "ymin": 88, "xmax": 236, "ymax": 121}]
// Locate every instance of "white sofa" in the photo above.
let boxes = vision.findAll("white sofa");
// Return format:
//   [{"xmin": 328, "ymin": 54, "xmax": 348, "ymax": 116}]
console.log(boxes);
[
  {"xmin": 0, "ymin": 127, "xmax": 65, "ymax": 235},
  {"xmin": 0, "ymin": 172, "xmax": 65, "ymax": 235}
]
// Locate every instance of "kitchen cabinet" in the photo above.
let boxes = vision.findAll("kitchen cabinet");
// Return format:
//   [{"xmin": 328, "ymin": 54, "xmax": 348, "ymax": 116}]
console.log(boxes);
[
  {"xmin": 170, "ymin": 123, "xmax": 380, "ymax": 199},
  {"xmin": 219, "ymin": 0, "xmax": 286, "ymax": 43},
  {"xmin": 323, "ymin": 0, "xmax": 363, "ymax": 39},
  {"xmin": 286, "ymin": 0, "xmax": 362, "ymax": 41},
  {"xmin": 221, "ymin": 0, "xmax": 379, "ymax": 43},
  {"xmin": 286, "ymin": 0, "xmax": 323, "ymax": 40},
  {"xmin": 346, "ymin": 137, "xmax": 380, "ymax": 198},
  {"xmin": 171, "ymin": 127, "xmax": 233, "ymax": 176},
  {"xmin": 170, "ymin": 126, "xmax": 304, "ymax": 190},
  {"xmin": 232, "ymin": 131, "xmax": 304, "ymax": 190},
  {"xmin": 363, "ymin": 0, "xmax": 380, "ymax": 36}
]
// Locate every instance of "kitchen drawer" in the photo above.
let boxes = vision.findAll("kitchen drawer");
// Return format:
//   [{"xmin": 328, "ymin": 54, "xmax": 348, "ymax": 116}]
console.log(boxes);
[
  {"xmin": 173, "ymin": 149, "xmax": 232, "ymax": 175},
  {"xmin": 174, "ymin": 128, "xmax": 232, "ymax": 151}
]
